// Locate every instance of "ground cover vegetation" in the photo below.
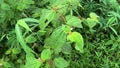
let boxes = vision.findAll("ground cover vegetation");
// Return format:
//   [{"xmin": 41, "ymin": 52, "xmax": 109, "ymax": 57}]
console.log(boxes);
[{"xmin": 0, "ymin": 0, "xmax": 120, "ymax": 68}]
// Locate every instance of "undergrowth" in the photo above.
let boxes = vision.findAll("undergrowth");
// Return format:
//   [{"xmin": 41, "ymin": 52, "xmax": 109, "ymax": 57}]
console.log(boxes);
[{"xmin": 0, "ymin": 0, "xmax": 120, "ymax": 68}]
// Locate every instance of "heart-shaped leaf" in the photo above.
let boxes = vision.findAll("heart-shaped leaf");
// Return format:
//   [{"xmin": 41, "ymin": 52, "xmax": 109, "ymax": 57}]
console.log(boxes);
[{"xmin": 67, "ymin": 32, "xmax": 84, "ymax": 53}]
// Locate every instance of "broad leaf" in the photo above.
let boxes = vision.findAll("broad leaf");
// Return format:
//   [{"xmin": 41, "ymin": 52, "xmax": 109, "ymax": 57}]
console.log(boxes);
[
  {"xmin": 41, "ymin": 49, "xmax": 52, "ymax": 61},
  {"xmin": 62, "ymin": 25, "xmax": 71, "ymax": 33},
  {"xmin": 39, "ymin": 9, "xmax": 56, "ymax": 30},
  {"xmin": 50, "ymin": 0, "xmax": 68, "ymax": 14},
  {"xmin": 54, "ymin": 57, "xmax": 69, "ymax": 68},
  {"xmin": 66, "ymin": 15, "xmax": 82, "ymax": 28},
  {"xmin": 25, "ymin": 53, "xmax": 42, "ymax": 68},
  {"xmin": 90, "ymin": 12, "xmax": 99, "ymax": 19},
  {"xmin": 62, "ymin": 42, "xmax": 72, "ymax": 54},
  {"xmin": 17, "ymin": 0, "xmax": 34, "ymax": 11},
  {"xmin": 86, "ymin": 12, "xmax": 99, "ymax": 29},
  {"xmin": 5, "ymin": 49, "xmax": 11, "ymax": 55},
  {"xmin": 1, "ymin": 3, "xmax": 10, "ymax": 10},
  {"xmin": 67, "ymin": 32, "xmax": 84, "ymax": 53},
  {"xmin": 44, "ymin": 26, "xmax": 67, "ymax": 54},
  {"xmin": 12, "ymin": 48, "xmax": 21, "ymax": 55},
  {"xmin": 86, "ymin": 18, "xmax": 98, "ymax": 29},
  {"xmin": 3, "ymin": 62, "xmax": 11, "ymax": 68},
  {"xmin": 68, "ymin": 0, "xmax": 80, "ymax": 10},
  {"xmin": 25, "ymin": 35, "xmax": 37, "ymax": 43}
]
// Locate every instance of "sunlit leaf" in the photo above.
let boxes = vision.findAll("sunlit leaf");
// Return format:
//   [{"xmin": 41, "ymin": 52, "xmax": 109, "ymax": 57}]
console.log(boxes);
[
  {"xmin": 5, "ymin": 49, "xmax": 11, "ymax": 55},
  {"xmin": 17, "ymin": 20, "xmax": 31, "ymax": 31},
  {"xmin": 12, "ymin": 48, "xmax": 21, "ymax": 54},
  {"xmin": 90, "ymin": 12, "xmax": 99, "ymax": 19},
  {"xmin": 15, "ymin": 24, "xmax": 34, "ymax": 54},
  {"xmin": 86, "ymin": 18, "xmax": 97, "ymax": 28},
  {"xmin": 22, "ymin": 18, "xmax": 39, "ymax": 23},
  {"xmin": 67, "ymin": 32, "xmax": 84, "ymax": 53},
  {"xmin": 85, "ymin": 12, "xmax": 99, "ymax": 29}
]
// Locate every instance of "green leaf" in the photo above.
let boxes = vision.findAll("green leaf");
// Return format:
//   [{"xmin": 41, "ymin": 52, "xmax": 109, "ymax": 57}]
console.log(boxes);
[
  {"xmin": 25, "ymin": 53, "xmax": 42, "ymax": 68},
  {"xmin": 25, "ymin": 35, "xmax": 37, "ymax": 43},
  {"xmin": 20, "ymin": 65, "xmax": 25, "ymax": 68},
  {"xmin": 86, "ymin": 18, "xmax": 98, "ymax": 29},
  {"xmin": 39, "ymin": 9, "xmax": 56, "ymax": 30},
  {"xmin": 17, "ymin": 4, "xmax": 26, "ymax": 11},
  {"xmin": 1, "ymin": 3, "xmax": 10, "ymax": 10},
  {"xmin": 45, "ymin": 62, "xmax": 51, "ymax": 68},
  {"xmin": 22, "ymin": 18, "xmax": 39, "ymax": 23},
  {"xmin": 54, "ymin": 57, "xmax": 69, "ymax": 68},
  {"xmin": 39, "ymin": 0, "xmax": 49, "ymax": 6},
  {"xmin": 17, "ymin": 20, "xmax": 31, "ymax": 31},
  {"xmin": 0, "ymin": 0, "xmax": 3, "ymax": 4},
  {"xmin": 12, "ymin": 48, "xmax": 21, "ymax": 55},
  {"xmin": 0, "ymin": 34, "xmax": 6, "ymax": 42},
  {"xmin": 90, "ymin": 12, "xmax": 99, "ymax": 19},
  {"xmin": 85, "ymin": 12, "xmax": 99, "ymax": 29},
  {"xmin": 107, "ymin": 17, "xmax": 116, "ymax": 26},
  {"xmin": 17, "ymin": 59, "xmax": 23, "ymax": 63},
  {"xmin": 67, "ymin": 32, "xmax": 84, "ymax": 53},
  {"xmin": 105, "ymin": 40, "xmax": 113, "ymax": 45},
  {"xmin": 44, "ymin": 26, "xmax": 67, "ymax": 54},
  {"xmin": 66, "ymin": 15, "xmax": 82, "ymax": 28},
  {"xmin": 50, "ymin": 0, "xmax": 68, "ymax": 14},
  {"xmin": 23, "ymin": 0, "xmax": 34, "ymax": 4},
  {"xmin": 47, "ymin": 10, "xmax": 56, "ymax": 21},
  {"xmin": 5, "ymin": 49, "xmax": 11, "ymax": 55},
  {"xmin": 41, "ymin": 49, "xmax": 52, "ymax": 61},
  {"xmin": 15, "ymin": 24, "xmax": 34, "ymax": 54},
  {"xmin": 62, "ymin": 25, "xmax": 71, "ymax": 33},
  {"xmin": 68, "ymin": 0, "xmax": 80, "ymax": 10},
  {"xmin": 109, "ymin": 26, "xmax": 118, "ymax": 36},
  {"xmin": 3, "ymin": 62, "xmax": 11, "ymax": 68},
  {"xmin": 62, "ymin": 42, "xmax": 72, "ymax": 54},
  {"xmin": 16, "ymin": 0, "xmax": 34, "ymax": 11},
  {"xmin": 111, "ymin": 42, "xmax": 118, "ymax": 50}
]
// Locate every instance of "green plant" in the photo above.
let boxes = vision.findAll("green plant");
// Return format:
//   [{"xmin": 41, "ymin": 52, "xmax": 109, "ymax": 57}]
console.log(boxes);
[
  {"xmin": 0, "ymin": 0, "xmax": 85, "ymax": 68},
  {"xmin": 0, "ymin": 0, "xmax": 120, "ymax": 68}
]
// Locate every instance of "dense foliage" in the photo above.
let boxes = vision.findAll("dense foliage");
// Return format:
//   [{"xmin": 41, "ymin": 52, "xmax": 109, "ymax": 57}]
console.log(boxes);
[{"xmin": 0, "ymin": 0, "xmax": 120, "ymax": 68}]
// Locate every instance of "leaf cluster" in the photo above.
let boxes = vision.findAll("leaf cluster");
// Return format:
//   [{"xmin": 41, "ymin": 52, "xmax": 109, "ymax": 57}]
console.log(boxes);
[{"xmin": 0, "ymin": 0, "xmax": 120, "ymax": 68}]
